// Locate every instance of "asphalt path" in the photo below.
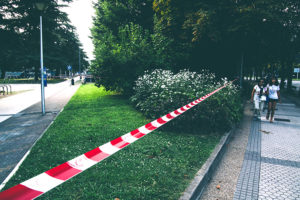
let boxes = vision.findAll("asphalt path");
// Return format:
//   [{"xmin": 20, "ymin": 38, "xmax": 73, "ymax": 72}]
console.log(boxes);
[
  {"xmin": 0, "ymin": 78, "xmax": 81, "ymax": 187},
  {"xmin": 0, "ymin": 77, "xmax": 80, "ymax": 123}
]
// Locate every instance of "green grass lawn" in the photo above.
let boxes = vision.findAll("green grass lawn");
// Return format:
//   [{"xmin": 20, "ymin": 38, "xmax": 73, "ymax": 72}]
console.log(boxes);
[
  {"xmin": 2, "ymin": 85, "xmax": 223, "ymax": 200},
  {"xmin": 0, "ymin": 78, "xmax": 66, "ymax": 84}
]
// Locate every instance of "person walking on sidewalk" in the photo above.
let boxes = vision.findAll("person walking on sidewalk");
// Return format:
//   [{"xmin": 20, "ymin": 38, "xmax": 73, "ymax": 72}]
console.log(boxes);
[
  {"xmin": 266, "ymin": 77, "xmax": 281, "ymax": 123},
  {"xmin": 251, "ymin": 79, "xmax": 266, "ymax": 119}
]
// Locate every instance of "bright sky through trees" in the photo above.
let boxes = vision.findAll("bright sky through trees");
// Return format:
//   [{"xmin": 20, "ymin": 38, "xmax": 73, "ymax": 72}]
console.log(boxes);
[{"xmin": 60, "ymin": 0, "xmax": 96, "ymax": 61}]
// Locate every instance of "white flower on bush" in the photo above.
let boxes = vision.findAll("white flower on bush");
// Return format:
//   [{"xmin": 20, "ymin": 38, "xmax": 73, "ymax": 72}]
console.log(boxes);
[{"xmin": 131, "ymin": 68, "xmax": 241, "ymax": 131}]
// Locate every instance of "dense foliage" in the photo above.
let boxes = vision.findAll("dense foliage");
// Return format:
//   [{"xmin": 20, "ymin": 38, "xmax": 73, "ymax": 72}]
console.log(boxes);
[
  {"xmin": 153, "ymin": 0, "xmax": 300, "ymax": 89},
  {"xmin": 0, "ymin": 0, "xmax": 89, "ymax": 79},
  {"xmin": 131, "ymin": 69, "xmax": 242, "ymax": 132},
  {"xmin": 91, "ymin": 0, "xmax": 300, "ymax": 94}
]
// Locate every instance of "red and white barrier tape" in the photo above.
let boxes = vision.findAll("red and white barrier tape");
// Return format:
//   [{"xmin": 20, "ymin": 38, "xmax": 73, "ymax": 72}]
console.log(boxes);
[{"xmin": 0, "ymin": 82, "xmax": 232, "ymax": 200}]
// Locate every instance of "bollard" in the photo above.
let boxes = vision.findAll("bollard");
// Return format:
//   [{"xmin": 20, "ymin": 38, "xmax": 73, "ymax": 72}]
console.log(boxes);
[{"xmin": 71, "ymin": 78, "xmax": 74, "ymax": 85}]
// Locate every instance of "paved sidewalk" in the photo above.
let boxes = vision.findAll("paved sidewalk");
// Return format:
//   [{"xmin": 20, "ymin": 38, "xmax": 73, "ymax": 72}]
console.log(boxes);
[
  {"xmin": 233, "ymin": 99, "xmax": 300, "ymax": 200},
  {"xmin": 0, "ymin": 81, "xmax": 80, "ymax": 186},
  {"xmin": 0, "ymin": 77, "xmax": 79, "ymax": 123},
  {"xmin": 201, "ymin": 97, "xmax": 300, "ymax": 200}
]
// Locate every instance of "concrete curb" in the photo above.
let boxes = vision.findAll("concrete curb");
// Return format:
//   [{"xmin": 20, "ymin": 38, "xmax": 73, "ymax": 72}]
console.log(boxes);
[{"xmin": 179, "ymin": 127, "xmax": 236, "ymax": 200}]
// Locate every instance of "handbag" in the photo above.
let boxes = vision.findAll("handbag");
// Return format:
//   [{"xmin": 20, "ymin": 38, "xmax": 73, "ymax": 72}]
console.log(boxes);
[{"xmin": 260, "ymin": 95, "xmax": 266, "ymax": 101}]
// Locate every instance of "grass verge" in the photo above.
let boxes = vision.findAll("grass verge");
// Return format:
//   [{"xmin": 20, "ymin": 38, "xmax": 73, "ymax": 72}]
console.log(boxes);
[{"xmin": 2, "ymin": 84, "xmax": 223, "ymax": 199}]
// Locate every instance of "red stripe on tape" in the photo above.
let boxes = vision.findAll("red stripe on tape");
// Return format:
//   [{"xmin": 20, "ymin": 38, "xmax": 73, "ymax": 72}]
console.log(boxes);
[
  {"xmin": 111, "ymin": 137, "xmax": 130, "ymax": 148},
  {"xmin": 174, "ymin": 110, "xmax": 181, "ymax": 115},
  {"xmin": 145, "ymin": 123, "xmax": 157, "ymax": 130},
  {"xmin": 0, "ymin": 184, "xmax": 43, "ymax": 200},
  {"xmin": 157, "ymin": 117, "xmax": 167, "ymax": 124},
  {"xmin": 130, "ymin": 129, "xmax": 146, "ymax": 138},
  {"xmin": 180, "ymin": 107, "xmax": 186, "ymax": 112},
  {"xmin": 45, "ymin": 162, "xmax": 81, "ymax": 181},
  {"xmin": 85, "ymin": 147, "xmax": 110, "ymax": 162},
  {"xmin": 166, "ymin": 113, "xmax": 174, "ymax": 119}
]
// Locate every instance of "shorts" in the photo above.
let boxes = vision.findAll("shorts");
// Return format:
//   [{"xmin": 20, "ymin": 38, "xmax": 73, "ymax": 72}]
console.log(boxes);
[
  {"xmin": 269, "ymin": 98, "xmax": 278, "ymax": 103},
  {"xmin": 254, "ymin": 96, "xmax": 261, "ymax": 109}
]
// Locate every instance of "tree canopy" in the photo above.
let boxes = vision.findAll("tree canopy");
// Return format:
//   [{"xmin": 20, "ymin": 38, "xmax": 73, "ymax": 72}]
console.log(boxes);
[
  {"xmin": 0, "ymin": 0, "xmax": 89, "ymax": 79},
  {"xmin": 91, "ymin": 0, "xmax": 300, "ymax": 94}
]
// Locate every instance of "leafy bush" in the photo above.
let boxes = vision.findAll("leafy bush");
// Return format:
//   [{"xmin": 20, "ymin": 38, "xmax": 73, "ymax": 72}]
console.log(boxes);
[
  {"xmin": 131, "ymin": 69, "xmax": 242, "ymax": 133},
  {"xmin": 91, "ymin": 22, "xmax": 174, "ymax": 95}
]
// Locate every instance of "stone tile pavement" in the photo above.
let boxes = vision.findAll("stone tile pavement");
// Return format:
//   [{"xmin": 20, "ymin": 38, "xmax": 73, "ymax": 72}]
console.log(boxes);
[{"xmin": 234, "ymin": 99, "xmax": 300, "ymax": 200}]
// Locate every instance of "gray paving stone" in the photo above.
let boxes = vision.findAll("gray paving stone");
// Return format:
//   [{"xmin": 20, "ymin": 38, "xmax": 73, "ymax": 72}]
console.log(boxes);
[
  {"xmin": 233, "ymin": 119, "xmax": 261, "ymax": 199},
  {"xmin": 259, "ymin": 102, "xmax": 300, "ymax": 200},
  {"xmin": 233, "ymin": 100, "xmax": 300, "ymax": 200},
  {"xmin": 202, "ymin": 99, "xmax": 299, "ymax": 200}
]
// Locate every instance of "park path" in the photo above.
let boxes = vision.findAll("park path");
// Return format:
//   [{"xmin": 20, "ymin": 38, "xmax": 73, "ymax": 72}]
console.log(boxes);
[
  {"xmin": 0, "ymin": 77, "xmax": 80, "ymax": 123},
  {"xmin": 201, "ymin": 97, "xmax": 300, "ymax": 200},
  {"xmin": 0, "ymin": 79, "xmax": 81, "ymax": 188}
]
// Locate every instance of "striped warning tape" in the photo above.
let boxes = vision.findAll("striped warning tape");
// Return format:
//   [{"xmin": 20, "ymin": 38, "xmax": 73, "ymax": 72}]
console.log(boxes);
[{"xmin": 0, "ymin": 82, "xmax": 233, "ymax": 200}]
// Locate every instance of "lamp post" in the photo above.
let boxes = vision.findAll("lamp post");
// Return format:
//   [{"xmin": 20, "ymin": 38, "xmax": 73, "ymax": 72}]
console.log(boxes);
[{"xmin": 35, "ymin": 2, "xmax": 47, "ymax": 115}]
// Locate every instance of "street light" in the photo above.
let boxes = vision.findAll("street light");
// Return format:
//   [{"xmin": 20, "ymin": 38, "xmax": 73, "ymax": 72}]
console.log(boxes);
[{"xmin": 34, "ymin": 1, "xmax": 47, "ymax": 115}]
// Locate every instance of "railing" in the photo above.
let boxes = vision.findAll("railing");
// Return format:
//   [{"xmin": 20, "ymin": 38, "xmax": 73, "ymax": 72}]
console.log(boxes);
[{"xmin": 0, "ymin": 84, "xmax": 12, "ymax": 95}]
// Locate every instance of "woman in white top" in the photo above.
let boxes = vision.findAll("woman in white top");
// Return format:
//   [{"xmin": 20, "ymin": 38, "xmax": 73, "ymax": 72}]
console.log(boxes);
[
  {"xmin": 251, "ymin": 79, "xmax": 266, "ymax": 118},
  {"xmin": 266, "ymin": 77, "xmax": 281, "ymax": 123}
]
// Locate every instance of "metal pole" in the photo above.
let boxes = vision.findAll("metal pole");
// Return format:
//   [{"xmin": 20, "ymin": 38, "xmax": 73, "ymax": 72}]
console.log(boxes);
[{"xmin": 40, "ymin": 16, "xmax": 45, "ymax": 115}]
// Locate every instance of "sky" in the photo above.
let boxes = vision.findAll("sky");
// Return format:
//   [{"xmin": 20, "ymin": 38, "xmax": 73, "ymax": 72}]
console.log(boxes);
[{"xmin": 60, "ymin": 0, "xmax": 97, "ymax": 61}]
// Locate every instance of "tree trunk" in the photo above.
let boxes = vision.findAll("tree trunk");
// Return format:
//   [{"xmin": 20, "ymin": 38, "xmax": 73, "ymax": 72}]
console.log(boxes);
[
  {"xmin": 279, "ymin": 61, "xmax": 286, "ymax": 89},
  {"xmin": 240, "ymin": 52, "xmax": 244, "ymax": 88},
  {"xmin": 0, "ymin": 66, "xmax": 6, "ymax": 79},
  {"xmin": 287, "ymin": 62, "xmax": 293, "ymax": 91},
  {"xmin": 55, "ymin": 67, "xmax": 60, "ymax": 76}
]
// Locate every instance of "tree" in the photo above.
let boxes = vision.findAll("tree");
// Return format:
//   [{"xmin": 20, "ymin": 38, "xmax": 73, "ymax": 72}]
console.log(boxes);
[
  {"xmin": 0, "ymin": 0, "xmax": 89, "ymax": 80},
  {"xmin": 0, "ymin": 0, "xmax": 23, "ymax": 78},
  {"xmin": 91, "ymin": 0, "xmax": 158, "ymax": 94},
  {"xmin": 153, "ymin": 0, "xmax": 300, "ymax": 81},
  {"xmin": 91, "ymin": 0, "xmax": 300, "ymax": 95}
]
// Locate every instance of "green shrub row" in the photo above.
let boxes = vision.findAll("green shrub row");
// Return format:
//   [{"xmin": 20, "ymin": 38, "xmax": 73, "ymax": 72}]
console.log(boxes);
[{"xmin": 131, "ymin": 69, "xmax": 242, "ymax": 133}]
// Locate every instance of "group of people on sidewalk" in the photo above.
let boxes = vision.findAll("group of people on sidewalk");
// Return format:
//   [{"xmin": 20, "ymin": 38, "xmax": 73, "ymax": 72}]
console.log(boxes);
[{"xmin": 251, "ymin": 77, "xmax": 281, "ymax": 123}]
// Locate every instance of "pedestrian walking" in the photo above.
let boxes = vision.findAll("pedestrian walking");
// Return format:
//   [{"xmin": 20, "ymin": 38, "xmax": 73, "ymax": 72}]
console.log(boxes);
[
  {"xmin": 266, "ymin": 77, "xmax": 281, "ymax": 123},
  {"xmin": 262, "ymin": 81, "xmax": 269, "ymax": 112},
  {"xmin": 251, "ymin": 79, "xmax": 266, "ymax": 119}
]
